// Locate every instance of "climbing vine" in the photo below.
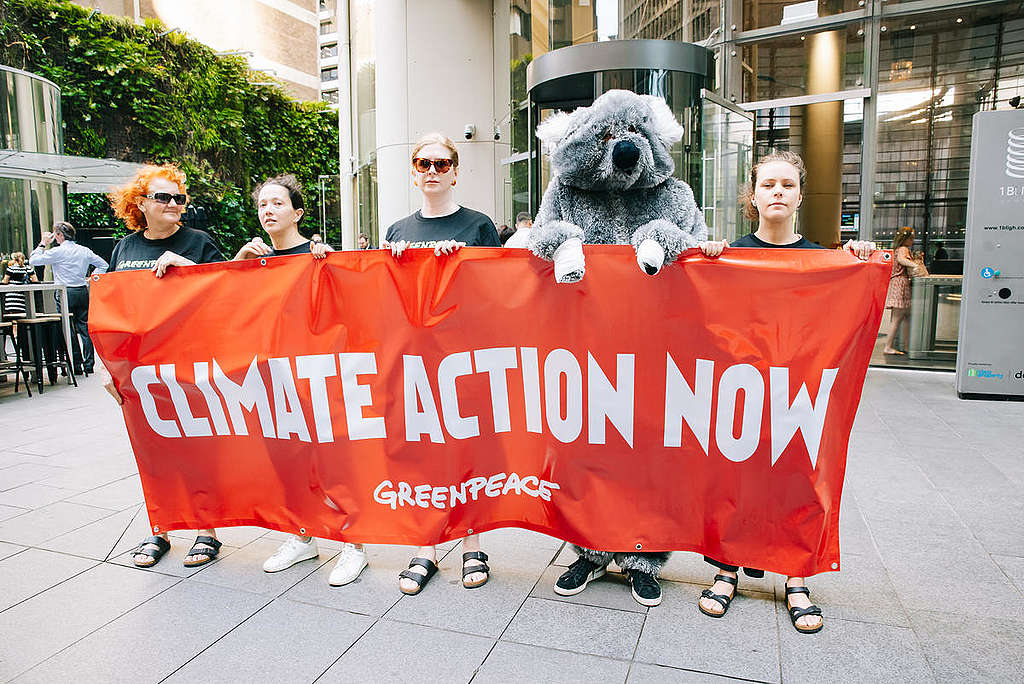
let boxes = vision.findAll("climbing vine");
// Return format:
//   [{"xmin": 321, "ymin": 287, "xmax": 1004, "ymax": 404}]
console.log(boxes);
[{"xmin": 0, "ymin": 0, "xmax": 339, "ymax": 251}]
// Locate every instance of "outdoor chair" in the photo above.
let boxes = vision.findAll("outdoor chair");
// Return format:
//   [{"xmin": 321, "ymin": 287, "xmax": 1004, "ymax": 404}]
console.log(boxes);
[
  {"xmin": 0, "ymin": 320, "xmax": 32, "ymax": 397},
  {"xmin": 16, "ymin": 314, "xmax": 78, "ymax": 394}
]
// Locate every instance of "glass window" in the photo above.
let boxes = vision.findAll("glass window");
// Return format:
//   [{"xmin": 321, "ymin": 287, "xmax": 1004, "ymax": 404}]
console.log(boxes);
[
  {"xmin": 320, "ymin": 20, "xmax": 336, "ymax": 35},
  {"xmin": 620, "ymin": 0, "xmax": 722, "ymax": 43},
  {"xmin": 740, "ymin": 0, "xmax": 862, "ymax": 33},
  {"xmin": 872, "ymin": 5, "xmax": 1023, "ymax": 258},
  {"xmin": 750, "ymin": 98, "xmax": 864, "ymax": 247},
  {"xmin": 741, "ymin": 23, "xmax": 865, "ymax": 102},
  {"xmin": 321, "ymin": 44, "xmax": 339, "ymax": 59},
  {"xmin": 320, "ymin": 68, "xmax": 338, "ymax": 82}
]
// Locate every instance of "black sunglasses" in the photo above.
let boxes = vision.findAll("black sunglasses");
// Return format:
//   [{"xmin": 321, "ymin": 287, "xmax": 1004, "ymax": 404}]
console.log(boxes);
[{"xmin": 145, "ymin": 192, "xmax": 188, "ymax": 205}]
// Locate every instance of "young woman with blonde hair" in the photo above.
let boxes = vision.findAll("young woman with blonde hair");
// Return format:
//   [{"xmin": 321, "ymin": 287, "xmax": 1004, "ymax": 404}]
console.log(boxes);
[{"xmin": 384, "ymin": 132, "xmax": 501, "ymax": 595}]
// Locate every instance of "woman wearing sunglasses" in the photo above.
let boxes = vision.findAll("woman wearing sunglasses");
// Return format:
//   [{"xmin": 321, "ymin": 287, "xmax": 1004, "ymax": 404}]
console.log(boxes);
[
  {"xmin": 105, "ymin": 163, "xmax": 226, "ymax": 569},
  {"xmin": 384, "ymin": 132, "xmax": 501, "ymax": 596}
]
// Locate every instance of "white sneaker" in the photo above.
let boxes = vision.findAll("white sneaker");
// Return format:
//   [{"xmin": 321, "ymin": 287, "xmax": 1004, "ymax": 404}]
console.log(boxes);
[
  {"xmin": 328, "ymin": 543, "xmax": 368, "ymax": 586},
  {"xmin": 263, "ymin": 536, "xmax": 319, "ymax": 573}
]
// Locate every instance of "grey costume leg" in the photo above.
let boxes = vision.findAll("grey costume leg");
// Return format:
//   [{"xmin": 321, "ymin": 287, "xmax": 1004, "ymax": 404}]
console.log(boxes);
[
  {"xmin": 572, "ymin": 545, "xmax": 615, "ymax": 568},
  {"xmin": 614, "ymin": 551, "xmax": 671, "ymax": 577}
]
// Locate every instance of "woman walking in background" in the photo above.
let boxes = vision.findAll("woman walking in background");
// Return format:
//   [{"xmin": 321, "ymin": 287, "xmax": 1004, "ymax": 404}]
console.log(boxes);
[{"xmin": 882, "ymin": 227, "xmax": 921, "ymax": 355}]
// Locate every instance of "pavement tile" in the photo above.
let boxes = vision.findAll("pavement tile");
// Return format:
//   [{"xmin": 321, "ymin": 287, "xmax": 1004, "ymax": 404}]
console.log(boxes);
[
  {"xmin": 801, "ymin": 551, "xmax": 909, "ymax": 627},
  {"xmin": 0, "ymin": 503, "xmax": 29, "ymax": 522},
  {"xmin": 34, "ymin": 461, "xmax": 138, "ymax": 491},
  {"xmin": 874, "ymin": 540, "xmax": 1024, "ymax": 621},
  {"xmin": 37, "ymin": 506, "xmax": 141, "ymax": 561},
  {"xmin": 503, "ymin": 597, "xmax": 645, "ymax": 660},
  {"xmin": 0, "ymin": 547, "xmax": 97, "ymax": 612},
  {"xmin": 0, "ymin": 463, "xmax": 69, "ymax": 492},
  {"xmin": 0, "ymin": 501, "xmax": 114, "ymax": 545},
  {"xmin": 317, "ymin": 619, "xmax": 493, "ymax": 682},
  {"xmin": 14, "ymin": 581, "xmax": 269, "ymax": 684},
  {"xmin": 475, "ymin": 640, "xmax": 630, "ymax": 683},
  {"xmin": 627, "ymin": 662, "xmax": 749, "ymax": 683},
  {"xmin": 993, "ymin": 554, "xmax": 1024, "ymax": 592},
  {"xmin": 0, "ymin": 562, "xmax": 177, "ymax": 679},
  {"xmin": 0, "ymin": 540, "xmax": 25, "ymax": 560},
  {"xmin": 65, "ymin": 475, "xmax": 144, "ymax": 510},
  {"xmin": 385, "ymin": 541, "xmax": 552, "ymax": 638},
  {"xmin": 0, "ymin": 482, "xmax": 86, "ymax": 509},
  {"xmin": 635, "ymin": 581, "xmax": 779, "ymax": 682},
  {"xmin": 164, "ymin": 597, "xmax": 373, "ymax": 684},
  {"xmin": 190, "ymin": 537, "xmax": 334, "ymax": 596},
  {"xmin": 283, "ymin": 542, "xmax": 412, "ymax": 617},
  {"xmin": 908, "ymin": 610, "xmax": 1024, "ymax": 682},
  {"xmin": 531, "ymin": 563, "xmax": 648, "ymax": 613},
  {"xmin": 779, "ymin": 616, "xmax": 933, "ymax": 684}
]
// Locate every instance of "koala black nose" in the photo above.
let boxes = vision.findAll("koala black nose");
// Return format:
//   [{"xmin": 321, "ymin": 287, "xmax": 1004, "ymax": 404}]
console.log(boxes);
[{"xmin": 612, "ymin": 140, "xmax": 640, "ymax": 170}]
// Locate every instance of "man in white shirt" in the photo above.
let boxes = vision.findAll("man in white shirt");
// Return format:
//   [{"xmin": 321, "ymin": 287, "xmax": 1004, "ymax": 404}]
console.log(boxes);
[
  {"xmin": 29, "ymin": 221, "xmax": 108, "ymax": 374},
  {"xmin": 503, "ymin": 211, "xmax": 533, "ymax": 249}
]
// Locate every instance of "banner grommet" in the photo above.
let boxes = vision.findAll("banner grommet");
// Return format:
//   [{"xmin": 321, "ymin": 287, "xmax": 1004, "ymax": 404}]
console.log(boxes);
[
  {"xmin": 153, "ymin": 525, "xmax": 159, "ymax": 533},
  {"xmin": 260, "ymin": 258, "xmax": 267, "ymax": 266},
  {"xmin": 299, "ymin": 527, "xmax": 306, "ymax": 535},
  {"xmin": 635, "ymin": 543, "xmax": 642, "ymax": 550},
  {"xmin": 467, "ymin": 528, "xmax": 474, "ymax": 535}
]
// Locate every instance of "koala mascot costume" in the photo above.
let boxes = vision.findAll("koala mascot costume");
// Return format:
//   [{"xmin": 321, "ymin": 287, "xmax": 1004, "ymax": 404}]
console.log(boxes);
[{"xmin": 529, "ymin": 89, "xmax": 708, "ymax": 607}]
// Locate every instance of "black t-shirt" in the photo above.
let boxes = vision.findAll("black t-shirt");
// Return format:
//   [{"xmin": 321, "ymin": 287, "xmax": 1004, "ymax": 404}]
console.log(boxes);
[
  {"xmin": 730, "ymin": 233, "xmax": 825, "ymax": 249},
  {"xmin": 269, "ymin": 240, "xmax": 312, "ymax": 256},
  {"xmin": 109, "ymin": 227, "xmax": 225, "ymax": 271},
  {"xmin": 384, "ymin": 207, "xmax": 501, "ymax": 248}
]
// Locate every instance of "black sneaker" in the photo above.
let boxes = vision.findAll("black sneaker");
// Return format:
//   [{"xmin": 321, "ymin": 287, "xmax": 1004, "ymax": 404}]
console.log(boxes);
[
  {"xmin": 627, "ymin": 569, "xmax": 662, "ymax": 606},
  {"xmin": 554, "ymin": 557, "xmax": 606, "ymax": 596}
]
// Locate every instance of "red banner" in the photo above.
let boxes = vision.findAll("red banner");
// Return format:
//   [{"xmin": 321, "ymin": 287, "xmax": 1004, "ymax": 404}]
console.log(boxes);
[{"xmin": 90, "ymin": 247, "xmax": 889, "ymax": 576}]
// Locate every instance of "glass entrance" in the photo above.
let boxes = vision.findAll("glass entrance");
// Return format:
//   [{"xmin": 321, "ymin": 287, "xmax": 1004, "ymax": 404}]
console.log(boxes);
[{"xmin": 700, "ymin": 90, "xmax": 753, "ymax": 243}]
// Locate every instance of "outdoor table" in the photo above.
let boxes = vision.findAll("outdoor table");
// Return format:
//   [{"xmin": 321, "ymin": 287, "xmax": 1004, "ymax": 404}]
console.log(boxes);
[{"xmin": 0, "ymin": 282, "xmax": 76, "ymax": 388}]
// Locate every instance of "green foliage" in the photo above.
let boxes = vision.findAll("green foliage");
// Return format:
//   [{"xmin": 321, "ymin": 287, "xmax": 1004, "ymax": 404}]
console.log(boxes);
[{"xmin": 0, "ymin": 0, "xmax": 339, "ymax": 252}]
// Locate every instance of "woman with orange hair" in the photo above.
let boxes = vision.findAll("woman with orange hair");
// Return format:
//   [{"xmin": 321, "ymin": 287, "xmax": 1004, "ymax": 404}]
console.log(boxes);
[{"xmin": 104, "ymin": 163, "xmax": 226, "ymax": 569}]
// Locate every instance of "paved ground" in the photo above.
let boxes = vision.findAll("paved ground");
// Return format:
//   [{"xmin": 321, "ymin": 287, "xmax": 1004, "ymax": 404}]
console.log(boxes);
[{"xmin": 0, "ymin": 369, "xmax": 1022, "ymax": 683}]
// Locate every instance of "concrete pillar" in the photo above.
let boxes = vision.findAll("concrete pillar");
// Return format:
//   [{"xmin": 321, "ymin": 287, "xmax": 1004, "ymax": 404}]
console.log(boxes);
[
  {"xmin": 374, "ymin": 0, "xmax": 502, "ymax": 233},
  {"xmin": 800, "ymin": 30, "xmax": 843, "ymax": 247}
]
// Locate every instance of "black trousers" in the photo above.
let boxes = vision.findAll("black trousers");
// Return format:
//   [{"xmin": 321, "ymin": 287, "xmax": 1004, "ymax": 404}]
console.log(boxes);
[
  {"xmin": 56, "ymin": 286, "xmax": 93, "ymax": 371},
  {"xmin": 704, "ymin": 556, "xmax": 765, "ymax": 578}
]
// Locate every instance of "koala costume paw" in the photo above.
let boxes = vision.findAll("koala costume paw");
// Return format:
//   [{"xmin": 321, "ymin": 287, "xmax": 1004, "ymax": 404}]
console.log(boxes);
[
  {"xmin": 553, "ymin": 238, "xmax": 585, "ymax": 283},
  {"xmin": 529, "ymin": 219, "xmax": 587, "ymax": 284}
]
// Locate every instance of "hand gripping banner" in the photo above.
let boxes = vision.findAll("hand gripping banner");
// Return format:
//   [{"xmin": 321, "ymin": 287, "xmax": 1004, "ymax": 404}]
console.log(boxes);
[{"xmin": 90, "ymin": 247, "xmax": 890, "ymax": 576}]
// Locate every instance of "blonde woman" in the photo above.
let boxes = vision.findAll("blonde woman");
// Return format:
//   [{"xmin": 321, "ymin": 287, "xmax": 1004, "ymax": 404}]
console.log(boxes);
[{"xmin": 384, "ymin": 132, "xmax": 501, "ymax": 595}]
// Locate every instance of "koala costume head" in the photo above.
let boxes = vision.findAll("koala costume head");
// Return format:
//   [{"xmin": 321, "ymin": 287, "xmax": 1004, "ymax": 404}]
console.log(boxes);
[
  {"xmin": 536, "ymin": 90, "xmax": 685, "ymax": 192},
  {"xmin": 527, "ymin": 89, "xmax": 707, "ymax": 283}
]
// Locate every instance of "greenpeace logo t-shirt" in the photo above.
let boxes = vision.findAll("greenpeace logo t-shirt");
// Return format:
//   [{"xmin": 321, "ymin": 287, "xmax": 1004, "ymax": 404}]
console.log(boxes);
[
  {"xmin": 109, "ymin": 227, "xmax": 225, "ymax": 271},
  {"xmin": 384, "ymin": 207, "xmax": 501, "ymax": 248}
]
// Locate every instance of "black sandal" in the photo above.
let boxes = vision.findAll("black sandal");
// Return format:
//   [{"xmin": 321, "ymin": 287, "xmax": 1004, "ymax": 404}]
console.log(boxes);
[
  {"xmin": 462, "ymin": 551, "xmax": 490, "ymax": 589},
  {"xmin": 785, "ymin": 586, "xmax": 823, "ymax": 634},
  {"xmin": 399, "ymin": 557, "xmax": 438, "ymax": 595},
  {"xmin": 131, "ymin": 535, "xmax": 170, "ymax": 568},
  {"xmin": 698, "ymin": 574, "xmax": 738, "ymax": 618},
  {"xmin": 183, "ymin": 535, "xmax": 222, "ymax": 568}
]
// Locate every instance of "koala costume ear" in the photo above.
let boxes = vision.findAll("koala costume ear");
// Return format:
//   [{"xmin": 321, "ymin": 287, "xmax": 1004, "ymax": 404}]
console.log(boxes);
[
  {"xmin": 640, "ymin": 95, "xmax": 685, "ymax": 148},
  {"xmin": 535, "ymin": 109, "xmax": 574, "ymax": 153}
]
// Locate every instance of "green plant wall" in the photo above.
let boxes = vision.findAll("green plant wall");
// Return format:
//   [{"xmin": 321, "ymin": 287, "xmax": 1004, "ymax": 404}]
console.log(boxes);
[{"xmin": 0, "ymin": 0, "xmax": 340, "ymax": 252}]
